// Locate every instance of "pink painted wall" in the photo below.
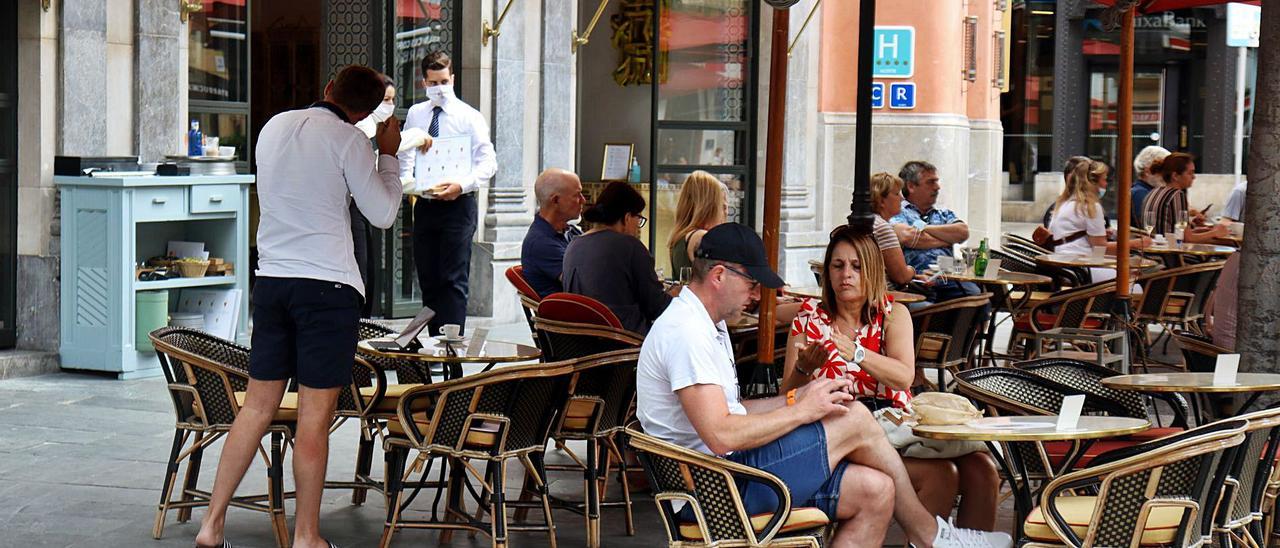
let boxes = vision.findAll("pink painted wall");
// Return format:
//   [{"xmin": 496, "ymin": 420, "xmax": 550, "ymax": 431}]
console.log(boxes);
[{"xmin": 819, "ymin": 0, "xmax": 977, "ymax": 116}]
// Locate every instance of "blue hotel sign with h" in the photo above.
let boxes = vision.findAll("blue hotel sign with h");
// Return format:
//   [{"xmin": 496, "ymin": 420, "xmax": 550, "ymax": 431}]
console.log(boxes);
[{"xmin": 873, "ymin": 26, "xmax": 915, "ymax": 78}]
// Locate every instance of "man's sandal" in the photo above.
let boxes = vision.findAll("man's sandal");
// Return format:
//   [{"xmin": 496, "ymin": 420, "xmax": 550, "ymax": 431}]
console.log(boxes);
[{"xmin": 195, "ymin": 541, "xmax": 233, "ymax": 548}]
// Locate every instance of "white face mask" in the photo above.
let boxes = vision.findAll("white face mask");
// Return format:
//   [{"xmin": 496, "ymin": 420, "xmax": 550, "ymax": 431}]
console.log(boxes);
[
  {"xmin": 425, "ymin": 84, "xmax": 454, "ymax": 105},
  {"xmin": 370, "ymin": 100, "xmax": 395, "ymax": 123},
  {"xmin": 354, "ymin": 101, "xmax": 395, "ymax": 138}
]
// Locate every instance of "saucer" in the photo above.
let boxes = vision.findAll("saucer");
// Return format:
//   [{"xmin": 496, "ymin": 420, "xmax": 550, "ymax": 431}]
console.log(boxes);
[{"xmin": 437, "ymin": 335, "xmax": 466, "ymax": 343}]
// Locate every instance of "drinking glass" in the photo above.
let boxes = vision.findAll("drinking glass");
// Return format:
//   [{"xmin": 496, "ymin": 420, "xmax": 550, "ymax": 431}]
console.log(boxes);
[
  {"xmin": 1174, "ymin": 210, "xmax": 1189, "ymax": 232},
  {"xmin": 655, "ymin": 267, "xmax": 666, "ymax": 281},
  {"xmin": 679, "ymin": 267, "xmax": 692, "ymax": 285},
  {"xmin": 960, "ymin": 248, "xmax": 977, "ymax": 274}
]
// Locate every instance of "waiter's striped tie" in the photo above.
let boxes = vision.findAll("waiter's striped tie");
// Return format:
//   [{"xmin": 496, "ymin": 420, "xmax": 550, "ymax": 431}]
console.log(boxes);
[{"xmin": 428, "ymin": 106, "xmax": 442, "ymax": 138}]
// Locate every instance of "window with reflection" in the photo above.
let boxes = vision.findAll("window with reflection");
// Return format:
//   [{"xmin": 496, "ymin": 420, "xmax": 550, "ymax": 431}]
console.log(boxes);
[
  {"xmin": 189, "ymin": 0, "xmax": 249, "ymax": 165},
  {"xmin": 652, "ymin": 0, "xmax": 755, "ymax": 262},
  {"xmin": 393, "ymin": 0, "xmax": 457, "ymax": 108}
]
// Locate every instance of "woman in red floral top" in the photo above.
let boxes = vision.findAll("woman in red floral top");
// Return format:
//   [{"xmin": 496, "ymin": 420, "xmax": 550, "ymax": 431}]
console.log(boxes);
[{"xmin": 780, "ymin": 227, "xmax": 1000, "ymax": 531}]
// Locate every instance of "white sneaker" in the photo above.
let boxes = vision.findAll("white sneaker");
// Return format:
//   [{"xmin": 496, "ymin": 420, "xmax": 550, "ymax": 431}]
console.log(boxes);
[{"xmin": 930, "ymin": 516, "xmax": 1013, "ymax": 548}]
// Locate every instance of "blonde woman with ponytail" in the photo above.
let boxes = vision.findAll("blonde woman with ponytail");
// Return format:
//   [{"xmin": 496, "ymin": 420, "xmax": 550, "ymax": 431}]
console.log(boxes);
[{"xmin": 1048, "ymin": 157, "xmax": 1149, "ymax": 281}]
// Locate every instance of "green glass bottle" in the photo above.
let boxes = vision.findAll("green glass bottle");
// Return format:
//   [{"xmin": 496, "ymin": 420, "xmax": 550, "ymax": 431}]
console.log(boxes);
[{"xmin": 974, "ymin": 238, "xmax": 990, "ymax": 276}]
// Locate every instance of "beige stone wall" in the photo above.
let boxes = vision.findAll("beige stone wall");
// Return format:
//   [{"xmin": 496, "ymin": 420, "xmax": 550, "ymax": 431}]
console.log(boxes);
[{"xmin": 15, "ymin": 0, "xmax": 59, "ymax": 258}]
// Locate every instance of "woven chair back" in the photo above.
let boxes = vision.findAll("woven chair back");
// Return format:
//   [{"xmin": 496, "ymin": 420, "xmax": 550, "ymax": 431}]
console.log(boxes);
[
  {"xmin": 626, "ymin": 428, "xmax": 798, "ymax": 546},
  {"xmin": 910, "ymin": 293, "xmax": 990, "ymax": 369},
  {"xmin": 1041, "ymin": 420, "xmax": 1246, "ymax": 547},
  {"xmin": 533, "ymin": 317, "xmax": 642, "ymax": 362}
]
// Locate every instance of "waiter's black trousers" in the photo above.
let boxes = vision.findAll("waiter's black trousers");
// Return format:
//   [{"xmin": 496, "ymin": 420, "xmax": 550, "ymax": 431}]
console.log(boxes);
[{"xmin": 413, "ymin": 193, "xmax": 477, "ymax": 335}]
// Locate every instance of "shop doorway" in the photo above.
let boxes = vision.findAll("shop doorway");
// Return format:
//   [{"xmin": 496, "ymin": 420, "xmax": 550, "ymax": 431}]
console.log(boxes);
[{"xmin": 0, "ymin": 0, "xmax": 16, "ymax": 349}]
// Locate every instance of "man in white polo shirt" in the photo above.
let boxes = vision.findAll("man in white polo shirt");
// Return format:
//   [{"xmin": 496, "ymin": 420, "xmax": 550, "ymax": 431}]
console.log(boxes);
[
  {"xmin": 637, "ymin": 223, "xmax": 1010, "ymax": 548},
  {"xmin": 194, "ymin": 65, "xmax": 403, "ymax": 548}
]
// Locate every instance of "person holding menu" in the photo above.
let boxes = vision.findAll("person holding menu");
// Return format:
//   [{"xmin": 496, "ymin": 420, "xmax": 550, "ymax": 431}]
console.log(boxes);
[
  {"xmin": 399, "ymin": 51, "xmax": 497, "ymax": 336},
  {"xmin": 194, "ymin": 65, "xmax": 403, "ymax": 548}
]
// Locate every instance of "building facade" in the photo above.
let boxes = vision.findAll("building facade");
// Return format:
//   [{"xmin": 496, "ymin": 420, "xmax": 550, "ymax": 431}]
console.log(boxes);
[{"xmin": 2, "ymin": 0, "xmax": 1023, "ymax": 372}]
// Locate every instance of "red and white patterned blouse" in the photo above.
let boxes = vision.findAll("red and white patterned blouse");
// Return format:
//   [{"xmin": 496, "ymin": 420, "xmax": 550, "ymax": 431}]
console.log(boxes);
[{"xmin": 789, "ymin": 296, "xmax": 912, "ymax": 409}]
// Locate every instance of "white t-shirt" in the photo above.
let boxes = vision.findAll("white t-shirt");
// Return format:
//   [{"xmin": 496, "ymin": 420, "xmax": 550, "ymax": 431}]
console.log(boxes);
[
  {"xmin": 1048, "ymin": 199, "xmax": 1106, "ymax": 256},
  {"xmin": 637, "ymin": 287, "xmax": 745, "ymax": 455}
]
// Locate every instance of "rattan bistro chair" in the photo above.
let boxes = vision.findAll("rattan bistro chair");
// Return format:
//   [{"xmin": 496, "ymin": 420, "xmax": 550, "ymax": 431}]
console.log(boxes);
[
  {"xmin": 625, "ymin": 428, "xmax": 832, "ymax": 547},
  {"xmin": 149, "ymin": 327, "xmax": 295, "ymax": 548},
  {"xmin": 506, "ymin": 265, "xmax": 543, "ymax": 346},
  {"xmin": 1022, "ymin": 419, "xmax": 1246, "ymax": 548},
  {"xmin": 910, "ymin": 293, "xmax": 991, "ymax": 390},
  {"xmin": 1009, "ymin": 281, "xmax": 1118, "ymax": 359},
  {"xmin": 1211, "ymin": 407, "xmax": 1280, "ymax": 548},
  {"xmin": 1016, "ymin": 358, "xmax": 1192, "ymax": 439},
  {"xmin": 379, "ymin": 359, "xmax": 576, "ymax": 548}
]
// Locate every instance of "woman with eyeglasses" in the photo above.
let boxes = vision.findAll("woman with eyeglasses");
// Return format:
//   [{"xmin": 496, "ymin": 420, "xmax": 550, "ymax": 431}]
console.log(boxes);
[
  {"xmin": 780, "ymin": 227, "xmax": 1002, "ymax": 531},
  {"xmin": 562, "ymin": 181, "xmax": 672, "ymax": 334}
]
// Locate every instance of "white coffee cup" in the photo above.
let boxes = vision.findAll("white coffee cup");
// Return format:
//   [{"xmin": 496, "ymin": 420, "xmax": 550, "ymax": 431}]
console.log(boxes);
[
  {"xmin": 1229, "ymin": 222, "xmax": 1244, "ymax": 238},
  {"xmin": 218, "ymin": 146, "xmax": 235, "ymax": 158},
  {"xmin": 1090, "ymin": 246, "xmax": 1107, "ymax": 259},
  {"xmin": 440, "ymin": 324, "xmax": 461, "ymax": 339}
]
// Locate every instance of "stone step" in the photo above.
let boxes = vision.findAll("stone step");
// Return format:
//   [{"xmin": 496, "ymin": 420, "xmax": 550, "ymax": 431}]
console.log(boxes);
[{"xmin": 0, "ymin": 350, "xmax": 60, "ymax": 380}]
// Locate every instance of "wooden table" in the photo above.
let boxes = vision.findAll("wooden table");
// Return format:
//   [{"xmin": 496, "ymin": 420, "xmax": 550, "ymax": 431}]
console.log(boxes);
[
  {"xmin": 938, "ymin": 270, "xmax": 1053, "ymax": 365},
  {"xmin": 782, "ymin": 285, "xmax": 926, "ymax": 304},
  {"xmin": 357, "ymin": 335, "xmax": 541, "ymax": 381},
  {"xmin": 1101, "ymin": 372, "xmax": 1280, "ymax": 424},
  {"xmin": 915, "ymin": 415, "xmax": 1151, "ymax": 540},
  {"xmin": 1034, "ymin": 252, "xmax": 1160, "ymax": 269}
]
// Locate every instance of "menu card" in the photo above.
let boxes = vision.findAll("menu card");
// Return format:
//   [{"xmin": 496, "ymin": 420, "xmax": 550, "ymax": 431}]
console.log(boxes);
[
  {"xmin": 1057, "ymin": 394, "xmax": 1085, "ymax": 430},
  {"xmin": 1214, "ymin": 354, "xmax": 1241, "ymax": 386}
]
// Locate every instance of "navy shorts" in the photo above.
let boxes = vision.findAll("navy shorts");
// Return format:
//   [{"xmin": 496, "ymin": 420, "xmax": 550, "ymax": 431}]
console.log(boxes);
[
  {"xmin": 249, "ymin": 277, "xmax": 361, "ymax": 389},
  {"xmin": 726, "ymin": 421, "xmax": 849, "ymax": 519}
]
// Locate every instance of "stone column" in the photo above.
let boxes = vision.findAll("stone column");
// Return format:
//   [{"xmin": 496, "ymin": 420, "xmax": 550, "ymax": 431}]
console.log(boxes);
[
  {"xmin": 59, "ymin": 0, "xmax": 109, "ymax": 156},
  {"xmin": 15, "ymin": 0, "xmax": 62, "ymax": 353},
  {"xmin": 1052, "ymin": 0, "xmax": 1088, "ymax": 170},
  {"xmin": 539, "ymin": 0, "xmax": 576, "ymax": 171},
  {"xmin": 766, "ymin": 2, "xmax": 828, "ymax": 285},
  {"xmin": 470, "ymin": 0, "xmax": 541, "ymax": 322},
  {"xmin": 1202, "ymin": 14, "xmax": 1238, "ymax": 174},
  {"xmin": 135, "ymin": 0, "xmax": 182, "ymax": 162}
]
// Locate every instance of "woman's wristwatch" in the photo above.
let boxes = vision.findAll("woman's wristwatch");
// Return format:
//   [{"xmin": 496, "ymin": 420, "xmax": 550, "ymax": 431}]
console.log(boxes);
[{"xmin": 851, "ymin": 342, "xmax": 866, "ymax": 366}]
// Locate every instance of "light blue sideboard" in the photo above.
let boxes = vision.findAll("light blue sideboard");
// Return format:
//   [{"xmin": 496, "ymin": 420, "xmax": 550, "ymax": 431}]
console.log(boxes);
[{"xmin": 55, "ymin": 174, "xmax": 254, "ymax": 378}]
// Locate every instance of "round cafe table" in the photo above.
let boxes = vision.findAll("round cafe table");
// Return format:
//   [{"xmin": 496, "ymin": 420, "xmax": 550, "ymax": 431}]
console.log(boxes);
[
  {"xmin": 1101, "ymin": 372, "xmax": 1280, "ymax": 424},
  {"xmin": 915, "ymin": 415, "xmax": 1150, "ymax": 540},
  {"xmin": 936, "ymin": 269, "xmax": 1053, "ymax": 365},
  {"xmin": 1139, "ymin": 242, "xmax": 1236, "ymax": 267},
  {"xmin": 357, "ymin": 334, "xmax": 541, "ymax": 381},
  {"xmin": 1034, "ymin": 252, "xmax": 1160, "ymax": 270}
]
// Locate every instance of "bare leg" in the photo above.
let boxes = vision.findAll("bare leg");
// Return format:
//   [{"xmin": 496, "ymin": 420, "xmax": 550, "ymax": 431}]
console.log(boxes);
[
  {"xmin": 829, "ymin": 464, "xmax": 894, "ymax": 548},
  {"xmin": 821, "ymin": 403, "xmax": 939, "ymax": 548},
  {"xmin": 904, "ymin": 458, "xmax": 959, "ymax": 519},
  {"xmin": 194, "ymin": 379, "xmax": 288, "ymax": 547},
  {"xmin": 954, "ymin": 452, "xmax": 1000, "ymax": 531},
  {"xmin": 292, "ymin": 385, "xmax": 341, "ymax": 548}
]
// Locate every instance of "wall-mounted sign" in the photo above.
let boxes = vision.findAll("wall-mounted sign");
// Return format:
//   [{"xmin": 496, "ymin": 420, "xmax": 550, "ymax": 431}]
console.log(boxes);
[
  {"xmin": 871, "ymin": 82, "xmax": 885, "ymax": 109},
  {"xmin": 888, "ymin": 82, "xmax": 916, "ymax": 109},
  {"xmin": 1226, "ymin": 3, "xmax": 1261, "ymax": 48},
  {"xmin": 873, "ymin": 26, "xmax": 915, "ymax": 78}
]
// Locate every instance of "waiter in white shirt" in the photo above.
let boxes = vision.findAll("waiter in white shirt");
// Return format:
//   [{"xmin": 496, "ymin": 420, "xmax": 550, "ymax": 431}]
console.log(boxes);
[
  {"xmin": 399, "ymin": 51, "xmax": 497, "ymax": 336},
  {"xmin": 194, "ymin": 65, "xmax": 403, "ymax": 548}
]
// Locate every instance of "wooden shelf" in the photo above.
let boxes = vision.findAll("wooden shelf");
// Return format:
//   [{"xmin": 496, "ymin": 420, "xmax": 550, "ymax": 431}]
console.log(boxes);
[{"xmin": 133, "ymin": 276, "xmax": 236, "ymax": 291}]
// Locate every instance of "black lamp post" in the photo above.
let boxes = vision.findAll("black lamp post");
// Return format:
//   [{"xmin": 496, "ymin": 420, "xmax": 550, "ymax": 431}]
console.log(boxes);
[{"xmin": 846, "ymin": 0, "xmax": 876, "ymax": 233}]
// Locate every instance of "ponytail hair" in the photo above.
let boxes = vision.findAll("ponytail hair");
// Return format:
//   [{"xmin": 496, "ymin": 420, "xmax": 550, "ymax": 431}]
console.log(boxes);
[{"xmin": 582, "ymin": 181, "xmax": 646, "ymax": 225}]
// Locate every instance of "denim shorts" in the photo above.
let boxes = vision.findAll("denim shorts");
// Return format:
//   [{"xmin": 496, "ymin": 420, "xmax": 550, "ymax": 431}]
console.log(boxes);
[{"xmin": 726, "ymin": 421, "xmax": 849, "ymax": 519}]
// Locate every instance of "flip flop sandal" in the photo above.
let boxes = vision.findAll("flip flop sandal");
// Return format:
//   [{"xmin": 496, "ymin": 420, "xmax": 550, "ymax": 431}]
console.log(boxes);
[{"xmin": 195, "ymin": 541, "xmax": 233, "ymax": 548}]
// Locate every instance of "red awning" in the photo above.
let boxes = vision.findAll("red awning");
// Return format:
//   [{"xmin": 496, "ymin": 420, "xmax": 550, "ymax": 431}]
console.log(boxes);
[{"xmin": 1092, "ymin": 0, "xmax": 1259, "ymax": 13}]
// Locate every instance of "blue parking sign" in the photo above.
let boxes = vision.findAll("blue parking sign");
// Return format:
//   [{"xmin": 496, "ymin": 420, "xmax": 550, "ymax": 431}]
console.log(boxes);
[
  {"xmin": 871, "ymin": 83, "xmax": 885, "ymax": 109},
  {"xmin": 873, "ymin": 27, "xmax": 915, "ymax": 78},
  {"xmin": 889, "ymin": 82, "xmax": 916, "ymax": 109}
]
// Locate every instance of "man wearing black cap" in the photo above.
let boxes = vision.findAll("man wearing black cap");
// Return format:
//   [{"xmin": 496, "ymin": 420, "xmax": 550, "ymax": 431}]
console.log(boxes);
[{"xmin": 636, "ymin": 224, "xmax": 1011, "ymax": 548}]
